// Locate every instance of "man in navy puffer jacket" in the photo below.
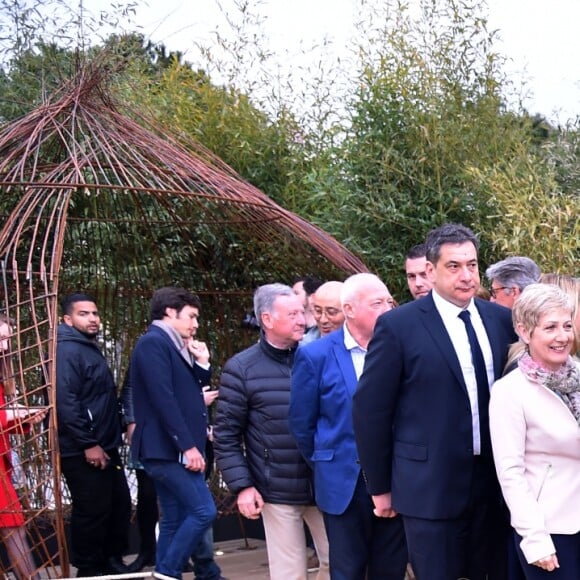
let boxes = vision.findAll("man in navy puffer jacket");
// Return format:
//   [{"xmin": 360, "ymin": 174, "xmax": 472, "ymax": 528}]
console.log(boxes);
[{"xmin": 214, "ymin": 283, "xmax": 329, "ymax": 580}]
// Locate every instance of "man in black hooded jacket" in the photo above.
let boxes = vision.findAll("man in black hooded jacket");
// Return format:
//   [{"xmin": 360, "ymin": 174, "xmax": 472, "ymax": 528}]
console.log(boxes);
[{"xmin": 56, "ymin": 293, "xmax": 132, "ymax": 577}]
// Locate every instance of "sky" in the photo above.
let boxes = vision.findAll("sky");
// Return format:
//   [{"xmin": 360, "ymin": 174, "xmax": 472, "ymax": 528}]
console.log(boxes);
[{"xmin": 85, "ymin": 0, "xmax": 579, "ymax": 125}]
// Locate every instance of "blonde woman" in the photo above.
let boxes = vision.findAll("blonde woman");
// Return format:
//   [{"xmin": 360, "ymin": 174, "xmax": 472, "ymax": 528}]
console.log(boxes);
[
  {"xmin": 490, "ymin": 284, "xmax": 580, "ymax": 578},
  {"xmin": 504, "ymin": 273, "xmax": 580, "ymax": 372}
]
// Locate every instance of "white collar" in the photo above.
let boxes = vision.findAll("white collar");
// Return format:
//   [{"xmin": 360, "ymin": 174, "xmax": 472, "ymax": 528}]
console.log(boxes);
[
  {"xmin": 432, "ymin": 288, "xmax": 476, "ymax": 318},
  {"xmin": 343, "ymin": 323, "xmax": 366, "ymax": 352}
]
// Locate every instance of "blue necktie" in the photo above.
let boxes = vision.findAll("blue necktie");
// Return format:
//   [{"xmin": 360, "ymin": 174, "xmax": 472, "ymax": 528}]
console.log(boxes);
[{"xmin": 458, "ymin": 310, "xmax": 491, "ymax": 456}]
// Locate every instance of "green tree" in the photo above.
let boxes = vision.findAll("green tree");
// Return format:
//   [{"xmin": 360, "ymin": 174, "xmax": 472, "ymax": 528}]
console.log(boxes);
[
  {"xmin": 1, "ymin": 0, "xmax": 578, "ymax": 300},
  {"xmin": 120, "ymin": 59, "xmax": 305, "ymax": 207},
  {"xmin": 292, "ymin": 0, "xmax": 557, "ymax": 298},
  {"xmin": 0, "ymin": 41, "xmax": 77, "ymax": 121},
  {"xmin": 469, "ymin": 124, "xmax": 580, "ymax": 274}
]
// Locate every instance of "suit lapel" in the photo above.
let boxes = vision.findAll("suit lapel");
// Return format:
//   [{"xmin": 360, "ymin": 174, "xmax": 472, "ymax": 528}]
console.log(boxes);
[
  {"xmin": 331, "ymin": 329, "xmax": 358, "ymax": 397},
  {"xmin": 474, "ymin": 300, "xmax": 503, "ymax": 381},
  {"xmin": 151, "ymin": 325, "xmax": 197, "ymax": 375},
  {"xmin": 418, "ymin": 294, "xmax": 468, "ymax": 394}
]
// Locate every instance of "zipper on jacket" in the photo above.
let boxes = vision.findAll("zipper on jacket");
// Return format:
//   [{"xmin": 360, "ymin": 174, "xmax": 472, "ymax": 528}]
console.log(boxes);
[
  {"xmin": 536, "ymin": 463, "xmax": 552, "ymax": 500},
  {"xmin": 264, "ymin": 448, "xmax": 270, "ymax": 485}
]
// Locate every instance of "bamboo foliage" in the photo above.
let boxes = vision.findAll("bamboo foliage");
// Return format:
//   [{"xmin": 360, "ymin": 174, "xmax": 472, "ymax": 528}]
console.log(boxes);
[{"xmin": 0, "ymin": 60, "xmax": 366, "ymax": 576}]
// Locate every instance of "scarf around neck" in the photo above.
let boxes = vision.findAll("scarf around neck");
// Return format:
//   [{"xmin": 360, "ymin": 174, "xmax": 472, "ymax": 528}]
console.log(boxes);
[{"xmin": 518, "ymin": 351, "xmax": 580, "ymax": 425}]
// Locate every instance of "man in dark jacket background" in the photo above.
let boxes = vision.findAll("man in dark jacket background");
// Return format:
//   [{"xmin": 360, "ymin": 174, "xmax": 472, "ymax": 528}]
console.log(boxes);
[
  {"xmin": 56, "ymin": 293, "xmax": 132, "ymax": 577},
  {"xmin": 214, "ymin": 283, "xmax": 329, "ymax": 580}
]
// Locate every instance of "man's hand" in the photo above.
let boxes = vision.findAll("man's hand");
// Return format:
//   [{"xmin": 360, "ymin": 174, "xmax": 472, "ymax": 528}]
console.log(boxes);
[
  {"xmin": 84, "ymin": 445, "xmax": 110, "ymax": 470},
  {"xmin": 237, "ymin": 486, "xmax": 264, "ymax": 520},
  {"xmin": 187, "ymin": 339, "xmax": 210, "ymax": 365},
  {"xmin": 533, "ymin": 554, "xmax": 559, "ymax": 571},
  {"xmin": 125, "ymin": 422, "xmax": 136, "ymax": 445},
  {"xmin": 372, "ymin": 492, "xmax": 398, "ymax": 518},
  {"xmin": 202, "ymin": 385, "xmax": 219, "ymax": 407},
  {"xmin": 182, "ymin": 446, "xmax": 206, "ymax": 472}
]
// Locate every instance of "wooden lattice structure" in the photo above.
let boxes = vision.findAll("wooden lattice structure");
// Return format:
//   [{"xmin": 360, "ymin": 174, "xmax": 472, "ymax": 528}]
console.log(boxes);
[{"xmin": 0, "ymin": 63, "xmax": 366, "ymax": 576}]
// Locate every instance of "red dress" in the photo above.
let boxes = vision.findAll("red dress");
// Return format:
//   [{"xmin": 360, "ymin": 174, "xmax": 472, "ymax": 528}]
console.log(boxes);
[{"xmin": 0, "ymin": 387, "xmax": 25, "ymax": 527}]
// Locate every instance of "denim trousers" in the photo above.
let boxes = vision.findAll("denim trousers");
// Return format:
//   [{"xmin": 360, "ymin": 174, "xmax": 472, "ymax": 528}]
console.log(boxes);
[
  {"xmin": 143, "ymin": 460, "xmax": 217, "ymax": 578},
  {"xmin": 192, "ymin": 526, "xmax": 222, "ymax": 580}
]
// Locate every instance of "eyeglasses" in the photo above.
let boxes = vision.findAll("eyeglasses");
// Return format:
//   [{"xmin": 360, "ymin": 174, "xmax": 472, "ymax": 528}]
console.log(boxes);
[
  {"xmin": 313, "ymin": 306, "xmax": 342, "ymax": 318},
  {"xmin": 489, "ymin": 286, "xmax": 515, "ymax": 298}
]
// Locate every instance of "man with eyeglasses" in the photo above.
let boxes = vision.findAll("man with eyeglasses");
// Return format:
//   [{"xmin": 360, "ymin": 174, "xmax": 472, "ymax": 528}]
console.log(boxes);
[
  {"xmin": 485, "ymin": 256, "xmax": 541, "ymax": 309},
  {"xmin": 311, "ymin": 281, "xmax": 345, "ymax": 336}
]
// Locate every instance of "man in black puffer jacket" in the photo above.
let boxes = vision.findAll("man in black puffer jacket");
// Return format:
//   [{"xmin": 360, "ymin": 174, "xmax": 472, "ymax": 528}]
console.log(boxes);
[
  {"xmin": 56, "ymin": 293, "xmax": 132, "ymax": 577},
  {"xmin": 214, "ymin": 283, "xmax": 329, "ymax": 580}
]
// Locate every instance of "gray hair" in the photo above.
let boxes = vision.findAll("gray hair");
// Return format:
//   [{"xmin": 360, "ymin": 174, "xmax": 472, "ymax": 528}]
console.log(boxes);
[
  {"xmin": 425, "ymin": 223, "xmax": 479, "ymax": 264},
  {"xmin": 512, "ymin": 283, "xmax": 574, "ymax": 342},
  {"xmin": 254, "ymin": 283, "xmax": 295, "ymax": 328},
  {"xmin": 485, "ymin": 256, "xmax": 541, "ymax": 290}
]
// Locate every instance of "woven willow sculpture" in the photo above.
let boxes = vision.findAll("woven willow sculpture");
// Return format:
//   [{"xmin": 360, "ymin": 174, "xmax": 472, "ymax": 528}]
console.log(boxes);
[{"xmin": 0, "ymin": 63, "xmax": 365, "ymax": 576}]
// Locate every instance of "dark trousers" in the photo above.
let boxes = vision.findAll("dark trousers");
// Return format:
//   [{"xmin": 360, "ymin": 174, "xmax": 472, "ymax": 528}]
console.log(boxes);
[
  {"xmin": 402, "ymin": 456, "xmax": 509, "ymax": 580},
  {"xmin": 192, "ymin": 526, "xmax": 222, "ymax": 580},
  {"xmin": 61, "ymin": 448, "xmax": 131, "ymax": 570},
  {"xmin": 515, "ymin": 531, "xmax": 580, "ymax": 580},
  {"xmin": 507, "ymin": 524, "xmax": 526, "ymax": 580},
  {"xmin": 136, "ymin": 468, "xmax": 159, "ymax": 558},
  {"xmin": 323, "ymin": 474, "xmax": 407, "ymax": 579}
]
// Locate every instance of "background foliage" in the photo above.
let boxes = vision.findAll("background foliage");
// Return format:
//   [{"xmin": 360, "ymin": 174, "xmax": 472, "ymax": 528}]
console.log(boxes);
[{"xmin": 0, "ymin": 0, "xmax": 578, "ymax": 301}]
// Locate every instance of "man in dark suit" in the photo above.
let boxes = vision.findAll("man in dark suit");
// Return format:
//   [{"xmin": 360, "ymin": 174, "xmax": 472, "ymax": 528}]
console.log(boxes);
[
  {"xmin": 353, "ymin": 224, "xmax": 517, "ymax": 580},
  {"xmin": 130, "ymin": 287, "xmax": 217, "ymax": 579},
  {"xmin": 290, "ymin": 273, "xmax": 407, "ymax": 579}
]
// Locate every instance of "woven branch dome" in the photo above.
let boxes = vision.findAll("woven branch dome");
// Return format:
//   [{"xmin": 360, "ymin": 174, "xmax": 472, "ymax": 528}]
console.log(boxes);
[{"xmin": 0, "ymin": 62, "xmax": 366, "ymax": 576}]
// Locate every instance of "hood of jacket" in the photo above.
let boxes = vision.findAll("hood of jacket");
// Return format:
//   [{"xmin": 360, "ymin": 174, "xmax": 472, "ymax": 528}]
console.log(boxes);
[{"xmin": 57, "ymin": 323, "xmax": 100, "ymax": 347}]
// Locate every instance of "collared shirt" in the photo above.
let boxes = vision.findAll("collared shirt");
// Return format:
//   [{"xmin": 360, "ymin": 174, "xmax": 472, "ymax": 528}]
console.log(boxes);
[
  {"xmin": 432, "ymin": 290, "xmax": 494, "ymax": 454},
  {"xmin": 343, "ymin": 323, "xmax": 367, "ymax": 380}
]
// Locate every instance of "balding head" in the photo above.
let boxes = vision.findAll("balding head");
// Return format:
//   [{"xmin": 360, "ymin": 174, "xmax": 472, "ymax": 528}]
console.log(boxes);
[
  {"xmin": 312, "ymin": 281, "xmax": 345, "ymax": 336},
  {"xmin": 342, "ymin": 273, "xmax": 394, "ymax": 347}
]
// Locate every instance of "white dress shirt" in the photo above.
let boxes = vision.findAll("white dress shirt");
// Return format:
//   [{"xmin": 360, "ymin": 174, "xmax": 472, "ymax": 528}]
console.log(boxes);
[
  {"xmin": 432, "ymin": 290, "xmax": 494, "ymax": 454},
  {"xmin": 343, "ymin": 324, "xmax": 367, "ymax": 380}
]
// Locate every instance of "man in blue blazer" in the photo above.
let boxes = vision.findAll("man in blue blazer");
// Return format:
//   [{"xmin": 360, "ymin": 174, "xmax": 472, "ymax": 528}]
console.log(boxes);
[
  {"xmin": 290, "ymin": 273, "xmax": 407, "ymax": 579},
  {"xmin": 130, "ymin": 287, "xmax": 217, "ymax": 579},
  {"xmin": 353, "ymin": 224, "xmax": 517, "ymax": 580}
]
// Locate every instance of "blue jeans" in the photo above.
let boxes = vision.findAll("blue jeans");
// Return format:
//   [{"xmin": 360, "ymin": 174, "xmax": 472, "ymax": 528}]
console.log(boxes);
[
  {"xmin": 192, "ymin": 526, "xmax": 222, "ymax": 580},
  {"xmin": 143, "ymin": 460, "xmax": 217, "ymax": 578}
]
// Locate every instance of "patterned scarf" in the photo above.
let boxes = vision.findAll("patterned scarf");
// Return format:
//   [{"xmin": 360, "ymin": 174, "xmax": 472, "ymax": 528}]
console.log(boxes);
[{"xmin": 518, "ymin": 352, "xmax": 580, "ymax": 425}]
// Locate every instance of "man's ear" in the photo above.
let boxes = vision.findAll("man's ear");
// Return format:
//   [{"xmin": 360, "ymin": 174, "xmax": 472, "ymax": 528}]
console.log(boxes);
[
  {"xmin": 63, "ymin": 314, "xmax": 73, "ymax": 327},
  {"xmin": 343, "ymin": 303, "xmax": 354, "ymax": 319},
  {"xmin": 164, "ymin": 307, "xmax": 177, "ymax": 319},
  {"xmin": 425, "ymin": 261, "xmax": 436, "ymax": 283},
  {"xmin": 261, "ymin": 311, "xmax": 274, "ymax": 330}
]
